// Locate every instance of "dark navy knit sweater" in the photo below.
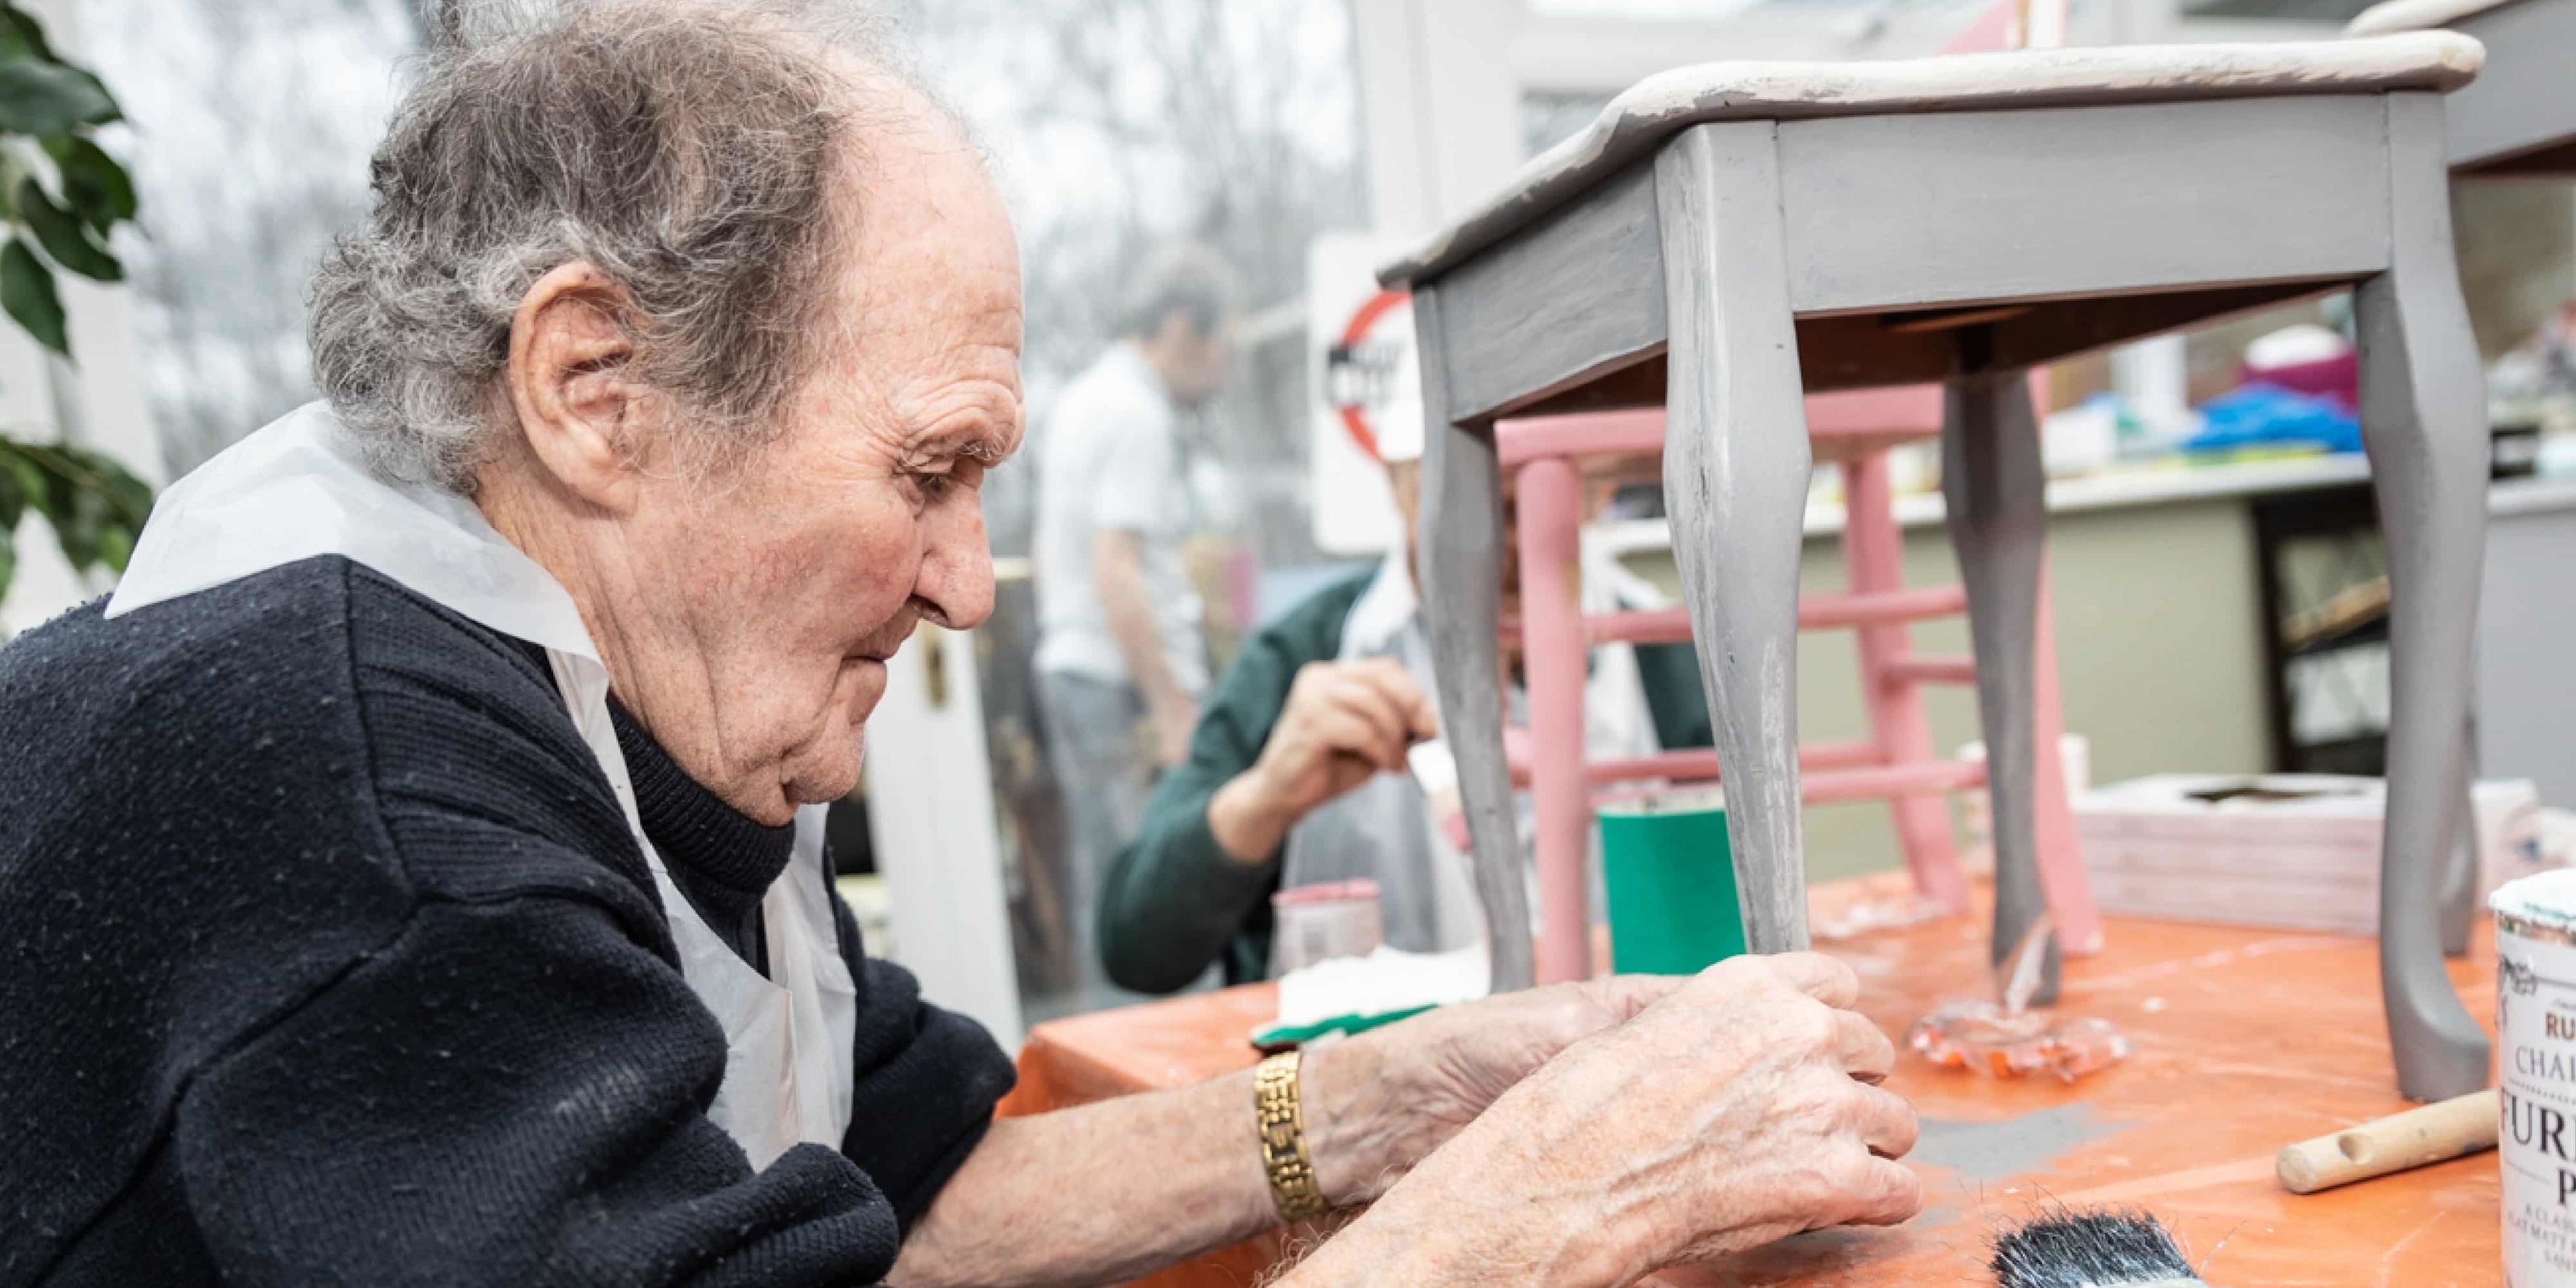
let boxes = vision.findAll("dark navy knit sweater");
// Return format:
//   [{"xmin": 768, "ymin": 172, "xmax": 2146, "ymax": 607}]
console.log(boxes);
[{"xmin": 0, "ymin": 556, "xmax": 1013, "ymax": 1286}]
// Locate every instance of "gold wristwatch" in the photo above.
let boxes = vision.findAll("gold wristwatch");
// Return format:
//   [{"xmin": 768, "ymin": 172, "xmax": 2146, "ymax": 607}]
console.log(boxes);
[{"xmin": 1253, "ymin": 1050, "xmax": 1331, "ymax": 1224}]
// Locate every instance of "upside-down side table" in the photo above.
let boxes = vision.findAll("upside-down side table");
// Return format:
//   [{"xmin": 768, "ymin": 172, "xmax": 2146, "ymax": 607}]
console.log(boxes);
[{"xmin": 1383, "ymin": 32, "xmax": 2495, "ymax": 1101}]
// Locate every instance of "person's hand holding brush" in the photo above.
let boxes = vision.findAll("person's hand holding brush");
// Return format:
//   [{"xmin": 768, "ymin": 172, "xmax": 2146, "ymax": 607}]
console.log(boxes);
[
  {"xmin": 1281, "ymin": 952, "xmax": 1921, "ymax": 1286},
  {"xmin": 1206, "ymin": 657, "xmax": 1439, "ymax": 864}
]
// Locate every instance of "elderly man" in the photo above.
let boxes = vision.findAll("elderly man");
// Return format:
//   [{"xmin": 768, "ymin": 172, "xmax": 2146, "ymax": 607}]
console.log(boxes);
[{"xmin": 0, "ymin": 5, "xmax": 1918, "ymax": 1286}]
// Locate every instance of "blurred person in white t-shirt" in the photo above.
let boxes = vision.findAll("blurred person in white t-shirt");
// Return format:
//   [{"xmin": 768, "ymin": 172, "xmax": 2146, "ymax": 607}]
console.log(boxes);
[{"xmin": 1032, "ymin": 243, "xmax": 1241, "ymax": 995}]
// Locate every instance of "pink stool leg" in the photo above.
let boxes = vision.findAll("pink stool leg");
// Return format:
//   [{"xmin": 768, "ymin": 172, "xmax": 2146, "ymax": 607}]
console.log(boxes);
[
  {"xmin": 2029, "ymin": 568, "xmax": 2102, "ymax": 953},
  {"xmin": 1516, "ymin": 456, "xmax": 1592, "ymax": 985},
  {"xmin": 1844, "ymin": 452, "xmax": 1968, "ymax": 910}
]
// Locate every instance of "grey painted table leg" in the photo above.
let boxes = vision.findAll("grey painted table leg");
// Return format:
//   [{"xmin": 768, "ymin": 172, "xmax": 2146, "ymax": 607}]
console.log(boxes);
[
  {"xmin": 2440, "ymin": 747, "xmax": 2479, "ymax": 958},
  {"xmin": 1411, "ymin": 285, "xmax": 1536, "ymax": 994},
  {"xmin": 1941, "ymin": 345, "xmax": 2059, "ymax": 1005},
  {"xmin": 2355, "ymin": 96, "xmax": 2490, "ymax": 1103},
  {"xmin": 1656, "ymin": 123, "xmax": 1814, "ymax": 956}
]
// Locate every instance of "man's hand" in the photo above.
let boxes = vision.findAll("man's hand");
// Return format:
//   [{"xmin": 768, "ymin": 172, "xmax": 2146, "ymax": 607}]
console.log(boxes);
[
  {"xmin": 1535, "ymin": 953, "xmax": 1918, "ymax": 1275},
  {"xmin": 891, "ymin": 955, "xmax": 1912, "ymax": 1288},
  {"xmin": 1205, "ymin": 658, "xmax": 1437, "ymax": 863},
  {"xmin": 1284, "ymin": 954, "xmax": 1919, "ymax": 1288},
  {"xmin": 1299, "ymin": 973, "xmax": 1683, "ymax": 1204},
  {"xmin": 1464, "ymin": 954, "xmax": 1918, "ymax": 1279}
]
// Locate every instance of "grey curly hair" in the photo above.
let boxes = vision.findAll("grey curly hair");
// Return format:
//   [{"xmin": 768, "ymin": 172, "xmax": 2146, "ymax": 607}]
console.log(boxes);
[{"xmin": 309, "ymin": 0, "xmax": 934, "ymax": 490}]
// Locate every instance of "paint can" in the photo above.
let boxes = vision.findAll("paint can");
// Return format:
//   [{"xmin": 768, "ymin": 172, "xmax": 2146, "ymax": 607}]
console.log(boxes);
[
  {"xmin": 2495, "ymin": 868, "xmax": 2576, "ymax": 1285},
  {"xmin": 1596, "ymin": 786, "xmax": 1744, "ymax": 976}
]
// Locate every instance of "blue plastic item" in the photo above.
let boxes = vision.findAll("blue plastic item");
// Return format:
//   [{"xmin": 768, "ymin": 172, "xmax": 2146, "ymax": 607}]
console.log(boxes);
[{"xmin": 2185, "ymin": 382, "xmax": 2362, "ymax": 456}]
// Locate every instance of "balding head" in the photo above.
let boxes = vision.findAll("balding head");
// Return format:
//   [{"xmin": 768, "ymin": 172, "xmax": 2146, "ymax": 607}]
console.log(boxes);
[{"xmin": 310, "ymin": 0, "xmax": 976, "ymax": 489}]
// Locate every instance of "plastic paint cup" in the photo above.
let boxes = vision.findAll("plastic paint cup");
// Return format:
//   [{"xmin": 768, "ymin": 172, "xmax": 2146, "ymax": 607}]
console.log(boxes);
[
  {"xmin": 1269, "ymin": 879, "xmax": 1385, "ymax": 976},
  {"xmin": 1596, "ymin": 786, "xmax": 1746, "ymax": 976}
]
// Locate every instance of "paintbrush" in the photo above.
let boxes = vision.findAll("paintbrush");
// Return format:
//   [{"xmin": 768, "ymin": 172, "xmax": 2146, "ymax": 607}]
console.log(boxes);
[{"xmin": 1991, "ymin": 1209, "xmax": 2217, "ymax": 1288}]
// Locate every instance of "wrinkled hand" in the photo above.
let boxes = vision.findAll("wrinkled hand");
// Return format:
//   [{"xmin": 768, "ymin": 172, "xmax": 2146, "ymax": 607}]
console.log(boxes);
[
  {"xmin": 1253, "ymin": 658, "xmax": 1437, "ymax": 818},
  {"xmin": 1358, "ymin": 954, "xmax": 1919, "ymax": 1286},
  {"xmin": 1302, "ymin": 974, "xmax": 1685, "ymax": 1205}
]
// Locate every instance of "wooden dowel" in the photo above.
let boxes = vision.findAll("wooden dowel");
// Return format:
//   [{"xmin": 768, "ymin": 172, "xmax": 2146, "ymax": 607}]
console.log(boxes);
[{"xmin": 2276, "ymin": 1088, "xmax": 2498, "ymax": 1195}]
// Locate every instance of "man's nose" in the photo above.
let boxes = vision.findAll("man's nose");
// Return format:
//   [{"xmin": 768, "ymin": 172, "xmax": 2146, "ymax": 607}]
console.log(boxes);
[{"xmin": 917, "ymin": 500, "xmax": 996, "ymax": 630}]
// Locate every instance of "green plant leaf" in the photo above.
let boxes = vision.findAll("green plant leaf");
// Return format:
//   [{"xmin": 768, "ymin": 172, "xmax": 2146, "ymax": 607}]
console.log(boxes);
[
  {"xmin": 0, "ymin": 524, "xmax": 15, "ymax": 603},
  {"xmin": 6, "ymin": 440, "xmax": 155, "ymax": 577},
  {"xmin": 50, "ymin": 478, "xmax": 102, "ymax": 569},
  {"xmin": 109, "ymin": 474, "xmax": 151, "ymax": 526},
  {"xmin": 1, "ymin": 237, "xmax": 65, "ymax": 355},
  {"xmin": 63, "ymin": 444, "xmax": 151, "ymax": 526},
  {"xmin": 16, "ymin": 175, "xmax": 118, "ymax": 280},
  {"xmin": 97, "ymin": 518, "xmax": 130, "ymax": 572},
  {"xmin": 0, "ymin": 5, "xmax": 122, "ymax": 133},
  {"xmin": 71, "ymin": 69, "xmax": 117, "ymax": 124},
  {"xmin": 0, "ymin": 450, "xmax": 22, "ymax": 531},
  {"xmin": 5, "ymin": 452, "xmax": 39, "ymax": 515},
  {"xmin": 15, "ymin": 177, "xmax": 117, "ymax": 281},
  {"xmin": 26, "ymin": 445, "xmax": 60, "ymax": 498},
  {"xmin": 0, "ymin": 60, "xmax": 115, "ymax": 134},
  {"xmin": 45, "ymin": 138, "xmax": 134, "ymax": 230},
  {"xmin": 0, "ymin": 6, "xmax": 54, "ymax": 61}
]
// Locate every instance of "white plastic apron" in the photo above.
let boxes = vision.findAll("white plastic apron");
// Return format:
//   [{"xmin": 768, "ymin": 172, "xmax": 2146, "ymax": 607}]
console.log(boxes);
[
  {"xmin": 106, "ymin": 402, "xmax": 857, "ymax": 1169},
  {"xmin": 1275, "ymin": 550, "xmax": 1663, "ymax": 964}
]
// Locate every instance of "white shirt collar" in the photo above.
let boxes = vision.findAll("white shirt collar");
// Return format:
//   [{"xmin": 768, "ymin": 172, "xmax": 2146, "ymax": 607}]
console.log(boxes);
[{"xmin": 105, "ymin": 402, "xmax": 600, "ymax": 662}]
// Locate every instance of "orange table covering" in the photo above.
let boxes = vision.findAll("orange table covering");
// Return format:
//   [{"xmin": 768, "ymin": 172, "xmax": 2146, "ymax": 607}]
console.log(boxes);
[{"xmin": 1001, "ymin": 873, "xmax": 2501, "ymax": 1286}]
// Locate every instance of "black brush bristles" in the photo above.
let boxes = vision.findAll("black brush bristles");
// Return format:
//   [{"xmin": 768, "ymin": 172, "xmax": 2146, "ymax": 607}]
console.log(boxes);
[{"xmin": 1991, "ymin": 1207, "xmax": 2211, "ymax": 1287}]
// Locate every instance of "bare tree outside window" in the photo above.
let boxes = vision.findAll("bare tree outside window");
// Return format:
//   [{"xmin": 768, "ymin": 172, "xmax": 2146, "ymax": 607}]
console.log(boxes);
[{"xmin": 81, "ymin": 0, "xmax": 413, "ymax": 477}]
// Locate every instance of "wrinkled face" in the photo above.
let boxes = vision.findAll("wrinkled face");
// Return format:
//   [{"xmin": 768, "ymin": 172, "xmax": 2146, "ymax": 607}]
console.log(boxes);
[{"xmin": 625, "ymin": 114, "xmax": 1023, "ymax": 821}]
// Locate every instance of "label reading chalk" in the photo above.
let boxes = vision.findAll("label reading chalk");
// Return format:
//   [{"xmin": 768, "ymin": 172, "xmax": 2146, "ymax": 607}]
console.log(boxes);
[{"xmin": 2497, "ymin": 869, "xmax": 2576, "ymax": 1286}]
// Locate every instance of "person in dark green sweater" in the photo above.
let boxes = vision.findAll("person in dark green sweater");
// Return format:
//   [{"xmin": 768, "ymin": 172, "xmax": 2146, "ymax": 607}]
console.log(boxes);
[{"xmin": 1097, "ymin": 460, "xmax": 1714, "ymax": 993}]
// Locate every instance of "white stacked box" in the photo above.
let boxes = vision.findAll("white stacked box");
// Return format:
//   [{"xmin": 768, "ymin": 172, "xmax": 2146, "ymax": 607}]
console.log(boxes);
[{"xmin": 2075, "ymin": 773, "xmax": 2546, "ymax": 936}]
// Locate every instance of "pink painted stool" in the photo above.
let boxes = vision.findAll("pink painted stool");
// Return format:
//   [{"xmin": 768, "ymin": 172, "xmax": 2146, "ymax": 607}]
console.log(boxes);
[{"xmin": 1496, "ymin": 388, "xmax": 2099, "ymax": 988}]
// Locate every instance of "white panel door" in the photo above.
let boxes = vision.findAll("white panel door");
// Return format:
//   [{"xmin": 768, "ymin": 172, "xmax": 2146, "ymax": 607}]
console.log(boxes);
[{"xmin": 863, "ymin": 622, "xmax": 1026, "ymax": 1050}]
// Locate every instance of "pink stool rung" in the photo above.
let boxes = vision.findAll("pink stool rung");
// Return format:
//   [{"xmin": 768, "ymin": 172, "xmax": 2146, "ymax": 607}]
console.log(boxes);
[{"xmin": 1493, "ymin": 391, "xmax": 2099, "ymax": 983}]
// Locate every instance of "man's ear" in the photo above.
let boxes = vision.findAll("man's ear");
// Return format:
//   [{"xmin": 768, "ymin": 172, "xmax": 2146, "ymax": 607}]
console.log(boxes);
[{"xmin": 504, "ymin": 262, "xmax": 646, "ymax": 514}]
